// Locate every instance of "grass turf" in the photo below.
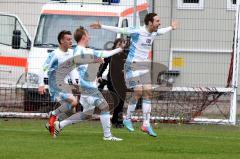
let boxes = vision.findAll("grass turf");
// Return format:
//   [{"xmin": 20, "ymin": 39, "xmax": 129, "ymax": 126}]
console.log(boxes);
[{"xmin": 1, "ymin": 118, "xmax": 240, "ymax": 159}]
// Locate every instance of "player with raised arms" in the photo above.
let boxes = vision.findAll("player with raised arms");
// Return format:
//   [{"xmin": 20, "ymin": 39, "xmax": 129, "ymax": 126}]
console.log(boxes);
[{"xmin": 90, "ymin": 13, "xmax": 178, "ymax": 137}]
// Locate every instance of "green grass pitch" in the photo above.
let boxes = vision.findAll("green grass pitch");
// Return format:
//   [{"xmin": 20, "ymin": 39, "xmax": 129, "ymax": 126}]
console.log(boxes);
[{"xmin": 1, "ymin": 118, "xmax": 240, "ymax": 159}]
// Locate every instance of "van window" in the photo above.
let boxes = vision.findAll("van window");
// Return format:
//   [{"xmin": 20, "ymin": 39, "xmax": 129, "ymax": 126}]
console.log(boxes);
[
  {"xmin": 34, "ymin": 14, "xmax": 119, "ymax": 50},
  {"xmin": 139, "ymin": 10, "xmax": 148, "ymax": 26},
  {"xmin": 121, "ymin": 19, "xmax": 128, "ymax": 39},
  {"xmin": 0, "ymin": 15, "xmax": 29, "ymax": 49},
  {"xmin": 122, "ymin": 19, "xmax": 128, "ymax": 27},
  {"xmin": 177, "ymin": 0, "xmax": 204, "ymax": 9}
]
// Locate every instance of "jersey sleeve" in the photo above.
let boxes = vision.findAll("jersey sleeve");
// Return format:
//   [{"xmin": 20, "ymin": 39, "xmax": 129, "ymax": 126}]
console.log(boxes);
[
  {"xmin": 101, "ymin": 25, "xmax": 138, "ymax": 35},
  {"xmin": 156, "ymin": 26, "xmax": 172, "ymax": 35},
  {"xmin": 92, "ymin": 48, "xmax": 123, "ymax": 58},
  {"xmin": 38, "ymin": 52, "xmax": 56, "ymax": 86},
  {"xmin": 73, "ymin": 47, "xmax": 122, "ymax": 68}
]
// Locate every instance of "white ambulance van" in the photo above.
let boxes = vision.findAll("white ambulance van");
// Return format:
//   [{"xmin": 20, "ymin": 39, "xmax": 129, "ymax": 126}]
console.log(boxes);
[{"xmin": 0, "ymin": 0, "xmax": 148, "ymax": 89}]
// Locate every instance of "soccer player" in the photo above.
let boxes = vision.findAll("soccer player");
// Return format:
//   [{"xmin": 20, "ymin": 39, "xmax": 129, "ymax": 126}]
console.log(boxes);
[
  {"xmin": 38, "ymin": 30, "xmax": 78, "ymax": 137},
  {"xmin": 53, "ymin": 26, "xmax": 124, "ymax": 141},
  {"xmin": 90, "ymin": 13, "xmax": 178, "ymax": 137}
]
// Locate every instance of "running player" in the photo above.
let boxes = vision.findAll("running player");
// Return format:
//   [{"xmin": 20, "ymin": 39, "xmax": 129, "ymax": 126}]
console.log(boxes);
[
  {"xmin": 90, "ymin": 13, "xmax": 178, "ymax": 137},
  {"xmin": 38, "ymin": 30, "xmax": 78, "ymax": 137},
  {"xmin": 53, "ymin": 26, "xmax": 125, "ymax": 141}
]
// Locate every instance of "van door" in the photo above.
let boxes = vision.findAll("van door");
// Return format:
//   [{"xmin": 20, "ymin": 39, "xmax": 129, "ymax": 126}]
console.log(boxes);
[{"xmin": 0, "ymin": 13, "xmax": 31, "ymax": 86}]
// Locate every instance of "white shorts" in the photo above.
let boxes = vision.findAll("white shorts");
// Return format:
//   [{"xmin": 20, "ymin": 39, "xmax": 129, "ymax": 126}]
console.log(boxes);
[
  {"xmin": 80, "ymin": 89, "xmax": 105, "ymax": 113},
  {"xmin": 124, "ymin": 62, "xmax": 152, "ymax": 89}
]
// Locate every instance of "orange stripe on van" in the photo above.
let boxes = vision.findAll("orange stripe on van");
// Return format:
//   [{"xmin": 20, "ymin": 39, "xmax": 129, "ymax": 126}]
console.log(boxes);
[
  {"xmin": 121, "ymin": 3, "xmax": 148, "ymax": 17},
  {"xmin": 0, "ymin": 56, "xmax": 28, "ymax": 68},
  {"xmin": 42, "ymin": 10, "xmax": 118, "ymax": 16}
]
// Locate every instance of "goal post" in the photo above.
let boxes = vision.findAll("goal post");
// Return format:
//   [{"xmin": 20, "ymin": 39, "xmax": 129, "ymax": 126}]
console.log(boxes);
[{"xmin": 230, "ymin": 0, "xmax": 240, "ymax": 125}]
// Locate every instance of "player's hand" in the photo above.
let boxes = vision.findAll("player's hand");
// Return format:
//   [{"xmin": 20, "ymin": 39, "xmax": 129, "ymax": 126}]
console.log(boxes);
[
  {"xmin": 90, "ymin": 21, "xmax": 101, "ymax": 29},
  {"xmin": 171, "ymin": 20, "xmax": 178, "ymax": 30},
  {"xmin": 94, "ymin": 57, "xmax": 104, "ymax": 64},
  {"xmin": 38, "ymin": 86, "xmax": 46, "ymax": 95},
  {"xmin": 97, "ymin": 77, "xmax": 103, "ymax": 83},
  {"xmin": 71, "ymin": 78, "xmax": 78, "ymax": 85}
]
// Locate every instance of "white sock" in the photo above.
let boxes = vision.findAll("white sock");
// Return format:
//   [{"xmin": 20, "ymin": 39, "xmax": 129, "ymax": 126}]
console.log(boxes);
[
  {"xmin": 126, "ymin": 98, "xmax": 137, "ymax": 120},
  {"xmin": 100, "ymin": 112, "xmax": 112, "ymax": 137},
  {"xmin": 60, "ymin": 112, "xmax": 87, "ymax": 129},
  {"xmin": 142, "ymin": 99, "xmax": 151, "ymax": 127}
]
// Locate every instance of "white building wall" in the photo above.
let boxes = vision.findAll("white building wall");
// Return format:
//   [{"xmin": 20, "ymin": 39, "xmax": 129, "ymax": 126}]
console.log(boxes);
[{"xmin": 153, "ymin": 0, "xmax": 235, "ymax": 88}]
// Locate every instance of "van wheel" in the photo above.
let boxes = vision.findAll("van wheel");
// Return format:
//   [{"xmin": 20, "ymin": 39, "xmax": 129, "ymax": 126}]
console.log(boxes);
[{"xmin": 104, "ymin": 41, "xmax": 114, "ymax": 50}]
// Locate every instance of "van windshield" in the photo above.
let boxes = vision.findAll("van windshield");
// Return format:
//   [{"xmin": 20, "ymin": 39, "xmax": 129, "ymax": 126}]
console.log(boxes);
[{"xmin": 34, "ymin": 14, "xmax": 118, "ymax": 49}]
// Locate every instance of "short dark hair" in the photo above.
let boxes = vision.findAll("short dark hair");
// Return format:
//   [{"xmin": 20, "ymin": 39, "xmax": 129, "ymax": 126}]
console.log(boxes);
[
  {"xmin": 57, "ymin": 30, "xmax": 72, "ymax": 44},
  {"xmin": 74, "ymin": 26, "xmax": 87, "ymax": 43},
  {"xmin": 144, "ymin": 13, "xmax": 158, "ymax": 25},
  {"xmin": 112, "ymin": 38, "xmax": 125, "ymax": 49}
]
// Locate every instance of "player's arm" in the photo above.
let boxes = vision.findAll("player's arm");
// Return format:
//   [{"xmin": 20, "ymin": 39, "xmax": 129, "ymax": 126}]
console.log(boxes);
[
  {"xmin": 157, "ymin": 26, "xmax": 172, "ymax": 35},
  {"xmin": 102, "ymin": 25, "xmax": 131, "ymax": 35},
  {"xmin": 84, "ymin": 43, "xmax": 125, "ymax": 58},
  {"xmin": 94, "ymin": 48, "xmax": 123, "ymax": 58},
  {"xmin": 90, "ymin": 21, "xmax": 136, "ymax": 35},
  {"xmin": 38, "ymin": 52, "xmax": 55, "ymax": 94},
  {"xmin": 157, "ymin": 20, "xmax": 178, "ymax": 35}
]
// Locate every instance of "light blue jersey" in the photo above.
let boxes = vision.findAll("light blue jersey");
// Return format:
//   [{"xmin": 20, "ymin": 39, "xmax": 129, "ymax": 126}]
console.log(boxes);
[
  {"xmin": 38, "ymin": 48, "xmax": 75, "ymax": 101},
  {"xmin": 73, "ymin": 45, "xmax": 122, "ymax": 91},
  {"xmin": 102, "ymin": 25, "xmax": 172, "ymax": 62},
  {"xmin": 73, "ymin": 45, "xmax": 122, "ymax": 112},
  {"xmin": 101, "ymin": 24, "xmax": 172, "ymax": 88}
]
